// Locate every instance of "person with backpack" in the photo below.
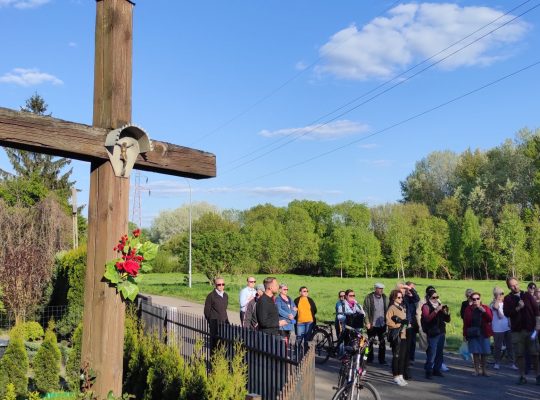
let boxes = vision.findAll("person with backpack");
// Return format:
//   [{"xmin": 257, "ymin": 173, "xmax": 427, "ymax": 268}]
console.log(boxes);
[
  {"xmin": 244, "ymin": 284, "xmax": 265, "ymax": 330},
  {"xmin": 421, "ymin": 288, "xmax": 450, "ymax": 379},
  {"xmin": 463, "ymin": 292, "xmax": 493, "ymax": 376}
]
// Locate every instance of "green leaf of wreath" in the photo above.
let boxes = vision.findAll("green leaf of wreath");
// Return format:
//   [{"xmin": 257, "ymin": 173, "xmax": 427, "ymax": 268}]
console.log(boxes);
[
  {"xmin": 118, "ymin": 280, "xmax": 139, "ymax": 301},
  {"xmin": 104, "ymin": 261, "xmax": 121, "ymax": 284}
]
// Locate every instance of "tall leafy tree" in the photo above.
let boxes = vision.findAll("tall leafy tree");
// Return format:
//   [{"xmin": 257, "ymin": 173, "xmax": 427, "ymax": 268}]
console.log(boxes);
[
  {"xmin": 284, "ymin": 205, "xmax": 319, "ymax": 272},
  {"xmin": 461, "ymin": 208, "xmax": 482, "ymax": 279},
  {"xmin": 385, "ymin": 205, "xmax": 412, "ymax": 279},
  {"xmin": 496, "ymin": 204, "xmax": 528, "ymax": 277},
  {"xmin": 2, "ymin": 94, "xmax": 74, "ymax": 203}
]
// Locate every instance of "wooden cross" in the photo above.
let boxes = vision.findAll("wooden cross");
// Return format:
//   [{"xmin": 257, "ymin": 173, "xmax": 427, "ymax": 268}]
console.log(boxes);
[{"xmin": 0, "ymin": 1, "xmax": 215, "ymax": 397}]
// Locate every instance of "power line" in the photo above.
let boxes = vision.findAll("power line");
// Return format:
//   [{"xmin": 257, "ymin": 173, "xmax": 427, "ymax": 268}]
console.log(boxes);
[
  {"xmin": 223, "ymin": 0, "xmax": 538, "ymax": 173},
  {"xmin": 230, "ymin": 59, "xmax": 540, "ymax": 187},
  {"xmin": 188, "ymin": 0, "xmax": 402, "ymax": 147}
]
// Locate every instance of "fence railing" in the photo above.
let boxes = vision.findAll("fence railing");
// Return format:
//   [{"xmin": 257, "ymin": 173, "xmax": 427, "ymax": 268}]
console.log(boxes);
[
  {"xmin": 0, "ymin": 305, "xmax": 68, "ymax": 330},
  {"xmin": 136, "ymin": 296, "xmax": 313, "ymax": 400},
  {"xmin": 277, "ymin": 344, "xmax": 315, "ymax": 400}
]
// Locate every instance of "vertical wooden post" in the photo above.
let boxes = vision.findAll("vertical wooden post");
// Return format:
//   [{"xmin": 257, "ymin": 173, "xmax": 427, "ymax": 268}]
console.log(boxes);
[{"xmin": 81, "ymin": 0, "xmax": 133, "ymax": 397}]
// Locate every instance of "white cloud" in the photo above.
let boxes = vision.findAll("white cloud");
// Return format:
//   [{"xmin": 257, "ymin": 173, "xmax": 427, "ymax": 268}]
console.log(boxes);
[
  {"xmin": 358, "ymin": 143, "xmax": 378, "ymax": 149},
  {"xmin": 316, "ymin": 2, "xmax": 530, "ymax": 80},
  {"xmin": 0, "ymin": 0, "xmax": 50, "ymax": 9},
  {"xmin": 295, "ymin": 61, "xmax": 308, "ymax": 71},
  {"xmin": 360, "ymin": 159, "xmax": 394, "ymax": 167},
  {"xmin": 0, "ymin": 68, "xmax": 63, "ymax": 86},
  {"xmin": 68, "ymin": 42, "xmax": 77, "ymax": 48},
  {"xmin": 141, "ymin": 180, "xmax": 341, "ymax": 198},
  {"xmin": 259, "ymin": 119, "xmax": 369, "ymax": 140}
]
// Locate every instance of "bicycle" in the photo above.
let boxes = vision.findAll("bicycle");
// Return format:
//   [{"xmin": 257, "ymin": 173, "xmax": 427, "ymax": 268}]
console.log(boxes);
[
  {"xmin": 332, "ymin": 326, "xmax": 381, "ymax": 400},
  {"xmin": 311, "ymin": 319, "xmax": 347, "ymax": 364}
]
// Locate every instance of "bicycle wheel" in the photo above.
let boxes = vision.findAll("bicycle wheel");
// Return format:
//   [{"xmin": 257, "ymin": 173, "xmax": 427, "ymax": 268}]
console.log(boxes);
[
  {"xmin": 331, "ymin": 381, "xmax": 381, "ymax": 400},
  {"xmin": 311, "ymin": 328, "xmax": 331, "ymax": 364}
]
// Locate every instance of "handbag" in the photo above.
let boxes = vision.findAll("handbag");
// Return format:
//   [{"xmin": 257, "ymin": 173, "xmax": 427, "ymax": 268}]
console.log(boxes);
[
  {"xmin": 465, "ymin": 326, "xmax": 481, "ymax": 339},
  {"xmin": 387, "ymin": 327, "xmax": 401, "ymax": 343}
]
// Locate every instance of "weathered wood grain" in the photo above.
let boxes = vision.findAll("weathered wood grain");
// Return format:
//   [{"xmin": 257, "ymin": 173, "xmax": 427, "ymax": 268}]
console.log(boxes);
[{"xmin": 0, "ymin": 106, "xmax": 216, "ymax": 179}]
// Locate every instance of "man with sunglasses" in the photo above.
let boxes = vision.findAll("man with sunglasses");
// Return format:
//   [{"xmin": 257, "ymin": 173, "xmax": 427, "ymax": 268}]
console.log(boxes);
[
  {"xmin": 239, "ymin": 276, "xmax": 257, "ymax": 327},
  {"xmin": 421, "ymin": 289, "xmax": 450, "ymax": 379},
  {"xmin": 204, "ymin": 277, "xmax": 230, "ymax": 354},
  {"xmin": 503, "ymin": 277, "xmax": 540, "ymax": 385}
]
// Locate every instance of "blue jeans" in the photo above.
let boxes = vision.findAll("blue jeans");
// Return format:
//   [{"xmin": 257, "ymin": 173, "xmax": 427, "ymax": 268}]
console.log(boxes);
[
  {"xmin": 425, "ymin": 334, "xmax": 445, "ymax": 372},
  {"xmin": 297, "ymin": 322, "xmax": 313, "ymax": 350}
]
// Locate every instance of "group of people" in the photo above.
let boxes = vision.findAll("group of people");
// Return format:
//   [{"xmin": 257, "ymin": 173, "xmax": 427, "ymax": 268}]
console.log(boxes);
[
  {"xmin": 460, "ymin": 278, "xmax": 540, "ymax": 385},
  {"xmin": 204, "ymin": 275, "xmax": 540, "ymax": 387}
]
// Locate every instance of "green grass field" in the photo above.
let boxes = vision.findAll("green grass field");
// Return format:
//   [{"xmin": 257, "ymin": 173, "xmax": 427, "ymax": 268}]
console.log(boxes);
[{"xmin": 140, "ymin": 272, "xmax": 510, "ymax": 350}]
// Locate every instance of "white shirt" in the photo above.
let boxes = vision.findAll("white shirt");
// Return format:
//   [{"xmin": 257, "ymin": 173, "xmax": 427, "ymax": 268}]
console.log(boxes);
[{"xmin": 239, "ymin": 286, "xmax": 256, "ymax": 312}]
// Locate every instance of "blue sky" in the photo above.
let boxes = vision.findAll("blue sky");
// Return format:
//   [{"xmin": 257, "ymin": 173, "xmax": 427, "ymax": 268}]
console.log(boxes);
[{"xmin": 1, "ymin": 0, "xmax": 539, "ymax": 227}]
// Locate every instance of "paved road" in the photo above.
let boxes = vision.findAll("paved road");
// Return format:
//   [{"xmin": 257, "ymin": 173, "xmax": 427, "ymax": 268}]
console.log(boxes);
[{"xmin": 147, "ymin": 294, "xmax": 540, "ymax": 400}]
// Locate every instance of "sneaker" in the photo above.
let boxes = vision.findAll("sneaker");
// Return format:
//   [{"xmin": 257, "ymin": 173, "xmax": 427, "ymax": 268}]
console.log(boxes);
[
  {"xmin": 441, "ymin": 363, "xmax": 450, "ymax": 372},
  {"xmin": 510, "ymin": 364, "xmax": 519, "ymax": 370},
  {"xmin": 493, "ymin": 364, "xmax": 500, "ymax": 370},
  {"xmin": 399, "ymin": 376, "xmax": 409, "ymax": 386},
  {"xmin": 394, "ymin": 376, "xmax": 407, "ymax": 386},
  {"xmin": 518, "ymin": 376, "xmax": 527, "ymax": 385}
]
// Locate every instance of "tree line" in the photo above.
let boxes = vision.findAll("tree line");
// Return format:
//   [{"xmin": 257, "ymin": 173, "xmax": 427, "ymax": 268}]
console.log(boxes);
[{"xmin": 155, "ymin": 128, "xmax": 540, "ymax": 282}]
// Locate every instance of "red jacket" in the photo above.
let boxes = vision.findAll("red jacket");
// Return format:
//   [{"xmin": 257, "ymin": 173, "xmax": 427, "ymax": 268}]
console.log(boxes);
[{"xmin": 463, "ymin": 304, "xmax": 493, "ymax": 338}]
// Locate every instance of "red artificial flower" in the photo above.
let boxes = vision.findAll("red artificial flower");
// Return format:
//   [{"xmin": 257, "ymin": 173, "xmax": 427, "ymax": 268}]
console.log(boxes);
[
  {"xmin": 123, "ymin": 260, "xmax": 141, "ymax": 276},
  {"xmin": 115, "ymin": 261, "xmax": 125, "ymax": 271},
  {"xmin": 117, "ymin": 243, "xmax": 125, "ymax": 252},
  {"xmin": 133, "ymin": 229, "xmax": 141, "ymax": 238}
]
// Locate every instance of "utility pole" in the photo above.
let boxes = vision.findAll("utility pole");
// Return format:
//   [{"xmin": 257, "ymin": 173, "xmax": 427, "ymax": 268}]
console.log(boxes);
[{"xmin": 185, "ymin": 179, "xmax": 192, "ymax": 288}]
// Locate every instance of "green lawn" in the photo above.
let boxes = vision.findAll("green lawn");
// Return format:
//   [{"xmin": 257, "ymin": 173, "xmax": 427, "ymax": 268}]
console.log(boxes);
[{"xmin": 140, "ymin": 272, "xmax": 509, "ymax": 350}]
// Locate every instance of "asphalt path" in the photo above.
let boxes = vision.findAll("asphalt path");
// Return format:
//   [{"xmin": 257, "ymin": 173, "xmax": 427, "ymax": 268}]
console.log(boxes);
[{"xmin": 147, "ymin": 294, "xmax": 540, "ymax": 400}]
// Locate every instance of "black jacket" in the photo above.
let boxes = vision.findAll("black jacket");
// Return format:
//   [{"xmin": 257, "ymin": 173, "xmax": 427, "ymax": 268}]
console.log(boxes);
[
  {"xmin": 204, "ymin": 290, "xmax": 229, "ymax": 322},
  {"xmin": 256, "ymin": 293, "xmax": 280, "ymax": 335}
]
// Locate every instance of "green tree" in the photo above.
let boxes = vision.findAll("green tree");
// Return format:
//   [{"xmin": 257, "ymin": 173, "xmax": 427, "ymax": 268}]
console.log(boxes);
[
  {"xmin": 496, "ymin": 204, "xmax": 528, "ymax": 277},
  {"xmin": 386, "ymin": 205, "xmax": 412, "ymax": 279},
  {"xmin": 33, "ymin": 322, "xmax": 61, "ymax": 393},
  {"xmin": 284, "ymin": 205, "xmax": 319, "ymax": 272},
  {"xmin": 0, "ymin": 329, "xmax": 28, "ymax": 398},
  {"xmin": 461, "ymin": 208, "xmax": 482, "ymax": 279},
  {"xmin": 1, "ymin": 93, "xmax": 74, "ymax": 204}
]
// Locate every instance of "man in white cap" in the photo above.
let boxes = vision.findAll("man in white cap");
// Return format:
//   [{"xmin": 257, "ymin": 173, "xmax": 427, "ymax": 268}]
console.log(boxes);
[{"xmin": 364, "ymin": 282, "xmax": 388, "ymax": 364}]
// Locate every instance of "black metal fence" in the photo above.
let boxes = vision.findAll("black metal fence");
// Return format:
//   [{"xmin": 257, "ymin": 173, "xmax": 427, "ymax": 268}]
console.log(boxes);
[
  {"xmin": 136, "ymin": 296, "xmax": 307, "ymax": 400},
  {"xmin": 0, "ymin": 305, "xmax": 68, "ymax": 330}
]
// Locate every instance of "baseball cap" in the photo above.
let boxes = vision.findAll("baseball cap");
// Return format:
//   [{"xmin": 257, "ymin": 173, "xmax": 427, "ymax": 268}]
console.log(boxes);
[
  {"xmin": 256, "ymin": 284, "xmax": 265, "ymax": 292},
  {"xmin": 374, "ymin": 283, "xmax": 385, "ymax": 289}
]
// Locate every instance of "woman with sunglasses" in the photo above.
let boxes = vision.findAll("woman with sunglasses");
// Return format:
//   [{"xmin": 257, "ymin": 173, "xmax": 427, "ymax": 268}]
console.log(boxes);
[
  {"xmin": 421, "ymin": 289, "xmax": 450, "ymax": 379},
  {"xmin": 463, "ymin": 292, "xmax": 493, "ymax": 376},
  {"xmin": 335, "ymin": 291, "xmax": 347, "ymax": 337},
  {"xmin": 294, "ymin": 286, "xmax": 317, "ymax": 350},
  {"xmin": 387, "ymin": 289, "xmax": 409, "ymax": 386},
  {"xmin": 339, "ymin": 289, "xmax": 366, "ymax": 330}
]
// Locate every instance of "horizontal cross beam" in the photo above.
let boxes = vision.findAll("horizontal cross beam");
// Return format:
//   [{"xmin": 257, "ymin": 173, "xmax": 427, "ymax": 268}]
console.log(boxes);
[{"xmin": 0, "ymin": 107, "xmax": 216, "ymax": 179}]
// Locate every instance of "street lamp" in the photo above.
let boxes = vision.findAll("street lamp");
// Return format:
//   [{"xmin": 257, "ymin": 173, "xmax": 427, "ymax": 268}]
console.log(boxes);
[{"xmin": 184, "ymin": 178, "xmax": 192, "ymax": 288}]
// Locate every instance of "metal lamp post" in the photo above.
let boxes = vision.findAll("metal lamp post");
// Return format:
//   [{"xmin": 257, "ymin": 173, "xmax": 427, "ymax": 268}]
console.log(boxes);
[{"xmin": 185, "ymin": 179, "xmax": 192, "ymax": 288}]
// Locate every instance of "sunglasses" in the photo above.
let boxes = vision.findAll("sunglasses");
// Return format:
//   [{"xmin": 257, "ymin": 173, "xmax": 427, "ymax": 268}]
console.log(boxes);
[
  {"xmin": 472, "ymin": 297, "xmax": 480, "ymax": 301},
  {"xmin": 282, "ymin": 288, "xmax": 288, "ymax": 291},
  {"xmin": 339, "ymin": 295, "xmax": 345, "ymax": 298},
  {"xmin": 348, "ymin": 294, "xmax": 356, "ymax": 297},
  {"xmin": 248, "ymin": 280, "xmax": 256, "ymax": 283},
  {"xmin": 216, "ymin": 283, "xmax": 225, "ymax": 287},
  {"xmin": 396, "ymin": 296, "xmax": 403, "ymax": 299},
  {"xmin": 302, "ymin": 290, "xmax": 309, "ymax": 293},
  {"xmin": 431, "ymin": 296, "xmax": 439, "ymax": 299}
]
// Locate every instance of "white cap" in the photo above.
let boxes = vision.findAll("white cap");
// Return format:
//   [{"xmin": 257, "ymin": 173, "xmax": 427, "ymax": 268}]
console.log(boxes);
[{"xmin": 374, "ymin": 283, "xmax": 385, "ymax": 289}]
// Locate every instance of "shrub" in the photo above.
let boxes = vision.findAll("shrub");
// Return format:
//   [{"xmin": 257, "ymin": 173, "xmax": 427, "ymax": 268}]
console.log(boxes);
[
  {"xmin": 66, "ymin": 323, "xmax": 83, "ymax": 392},
  {"xmin": 180, "ymin": 341, "xmax": 208, "ymax": 400},
  {"xmin": 27, "ymin": 392, "xmax": 40, "ymax": 400},
  {"xmin": 147, "ymin": 342, "xmax": 185, "ymax": 400},
  {"xmin": 0, "ymin": 328, "xmax": 29, "ymax": 398},
  {"xmin": 151, "ymin": 249, "xmax": 180, "ymax": 273},
  {"xmin": 123, "ymin": 330, "xmax": 158, "ymax": 399},
  {"xmin": 55, "ymin": 246, "xmax": 86, "ymax": 337},
  {"xmin": 207, "ymin": 343, "xmax": 247, "ymax": 400},
  {"xmin": 10, "ymin": 321, "xmax": 44, "ymax": 342},
  {"xmin": 33, "ymin": 321, "xmax": 61, "ymax": 393},
  {"xmin": 2, "ymin": 383, "xmax": 16, "ymax": 400}
]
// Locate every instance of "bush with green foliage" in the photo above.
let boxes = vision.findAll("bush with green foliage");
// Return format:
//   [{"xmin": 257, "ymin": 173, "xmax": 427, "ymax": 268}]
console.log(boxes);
[
  {"xmin": 0, "ymin": 328, "xmax": 29, "ymax": 398},
  {"xmin": 207, "ymin": 343, "xmax": 247, "ymax": 400},
  {"xmin": 14, "ymin": 321, "xmax": 45, "ymax": 341},
  {"xmin": 146, "ymin": 342, "xmax": 185, "ymax": 400},
  {"xmin": 180, "ymin": 341, "xmax": 208, "ymax": 400},
  {"xmin": 2, "ymin": 383, "xmax": 16, "ymax": 400},
  {"xmin": 66, "ymin": 323, "xmax": 83, "ymax": 392},
  {"xmin": 33, "ymin": 321, "xmax": 61, "ymax": 393},
  {"xmin": 151, "ymin": 249, "xmax": 180, "ymax": 273},
  {"xmin": 55, "ymin": 246, "xmax": 86, "ymax": 336}
]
